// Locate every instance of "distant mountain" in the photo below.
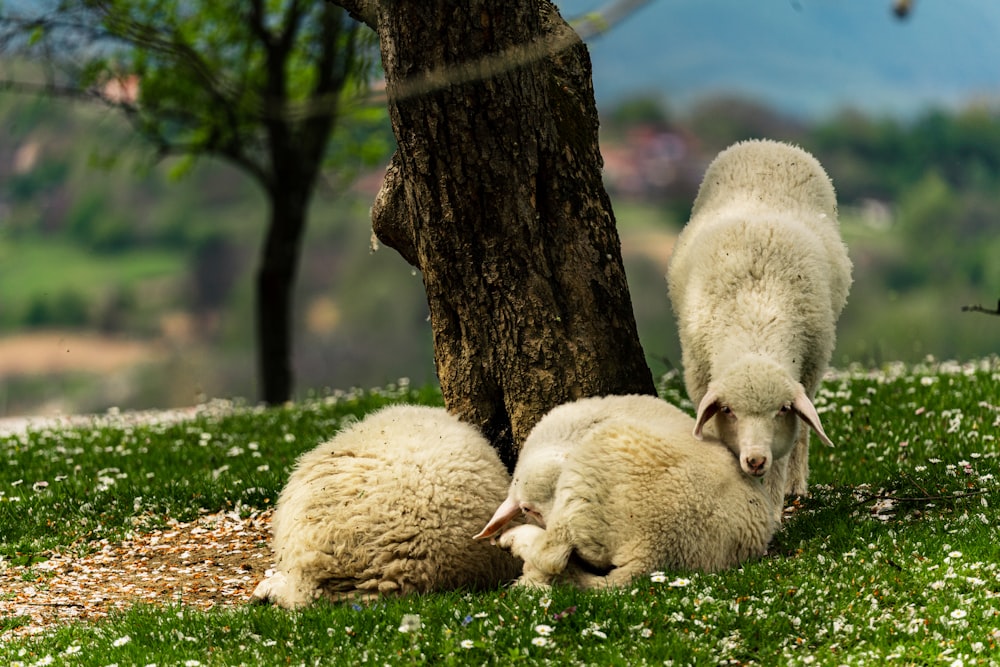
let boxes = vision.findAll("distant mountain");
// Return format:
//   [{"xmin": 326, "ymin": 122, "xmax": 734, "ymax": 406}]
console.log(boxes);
[{"xmin": 557, "ymin": 0, "xmax": 1000, "ymax": 118}]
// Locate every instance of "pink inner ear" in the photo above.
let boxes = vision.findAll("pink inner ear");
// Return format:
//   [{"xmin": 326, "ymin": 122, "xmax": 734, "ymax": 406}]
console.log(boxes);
[
  {"xmin": 792, "ymin": 390, "xmax": 835, "ymax": 447},
  {"xmin": 473, "ymin": 496, "xmax": 521, "ymax": 540}
]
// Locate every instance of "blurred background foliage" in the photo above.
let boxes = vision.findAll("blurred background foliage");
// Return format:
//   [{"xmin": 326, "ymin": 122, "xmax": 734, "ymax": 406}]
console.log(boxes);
[{"xmin": 0, "ymin": 86, "xmax": 997, "ymax": 416}]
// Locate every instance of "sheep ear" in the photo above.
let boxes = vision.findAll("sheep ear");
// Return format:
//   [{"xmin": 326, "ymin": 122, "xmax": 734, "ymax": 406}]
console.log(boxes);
[
  {"xmin": 792, "ymin": 388, "xmax": 834, "ymax": 447},
  {"xmin": 473, "ymin": 497, "xmax": 521, "ymax": 540},
  {"xmin": 693, "ymin": 390, "xmax": 721, "ymax": 440}
]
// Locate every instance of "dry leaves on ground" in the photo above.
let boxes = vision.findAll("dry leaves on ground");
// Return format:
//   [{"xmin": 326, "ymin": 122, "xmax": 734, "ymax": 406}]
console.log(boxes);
[{"xmin": 0, "ymin": 509, "xmax": 274, "ymax": 642}]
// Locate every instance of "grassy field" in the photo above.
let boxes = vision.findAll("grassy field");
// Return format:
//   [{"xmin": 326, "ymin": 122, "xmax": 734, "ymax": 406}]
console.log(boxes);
[
  {"xmin": 0, "ymin": 360, "xmax": 998, "ymax": 666},
  {"xmin": 0, "ymin": 239, "xmax": 184, "ymax": 328}
]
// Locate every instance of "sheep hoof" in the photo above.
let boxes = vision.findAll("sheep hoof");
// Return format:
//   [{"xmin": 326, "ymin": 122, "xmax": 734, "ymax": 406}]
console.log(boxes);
[
  {"xmin": 513, "ymin": 566, "xmax": 553, "ymax": 589},
  {"xmin": 787, "ymin": 483, "xmax": 809, "ymax": 498},
  {"xmin": 515, "ymin": 577, "xmax": 552, "ymax": 589},
  {"xmin": 251, "ymin": 570, "xmax": 286, "ymax": 604}
]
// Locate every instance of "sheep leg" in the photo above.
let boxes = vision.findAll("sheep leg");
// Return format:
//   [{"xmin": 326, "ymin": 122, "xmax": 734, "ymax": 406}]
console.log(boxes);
[
  {"xmin": 250, "ymin": 570, "xmax": 287, "ymax": 605},
  {"xmin": 574, "ymin": 561, "xmax": 648, "ymax": 589},
  {"xmin": 497, "ymin": 532, "xmax": 555, "ymax": 589},
  {"xmin": 501, "ymin": 521, "xmax": 575, "ymax": 578},
  {"xmin": 516, "ymin": 562, "xmax": 555, "ymax": 589},
  {"xmin": 497, "ymin": 524, "xmax": 556, "ymax": 588},
  {"xmin": 497, "ymin": 524, "xmax": 545, "ymax": 560},
  {"xmin": 784, "ymin": 427, "xmax": 810, "ymax": 497},
  {"xmin": 250, "ymin": 569, "xmax": 321, "ymax": 609},
  {"xmin": 766, "ymin": 457, "xmax": 789, "ymax": 524}
]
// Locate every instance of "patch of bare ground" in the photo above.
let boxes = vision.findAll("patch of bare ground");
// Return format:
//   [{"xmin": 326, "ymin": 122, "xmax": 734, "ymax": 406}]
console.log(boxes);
[
  {"xmin": 0, "ymin": 510, "xmax": 274, "ymax": 642},
  {"xmin": 0, "ymin": 332, "xmax": 163, "ymax": 376}
]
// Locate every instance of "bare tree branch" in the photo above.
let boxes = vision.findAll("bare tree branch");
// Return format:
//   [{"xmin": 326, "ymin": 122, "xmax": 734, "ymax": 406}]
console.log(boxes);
[
  {"xmin": 248, "ymin": 0, "xmax": 273, "ymax": 45},
  {"xmin": 571, "ymin": 0, "xmax": 657, "ymax": 39},
  {"xmin": 0, "ymin": 4, "xmax": 359, "ymax": 125},
  {"xmin": 278, "ymin": 0, "xmax": 307, "ymax": 54},
  {"xmin": 962, "ymin": 300, "xmax": 1000, "ymax": 316},
  {"xmin": 0, "ymin": 77, "xmax": 102, "ymax": 103}
]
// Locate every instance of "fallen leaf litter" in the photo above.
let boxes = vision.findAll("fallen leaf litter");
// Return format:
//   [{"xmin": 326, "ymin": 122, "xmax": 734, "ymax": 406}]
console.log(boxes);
[{"xmin": 1, "ymin": 509, "xmax": 274, "ymax": 642}]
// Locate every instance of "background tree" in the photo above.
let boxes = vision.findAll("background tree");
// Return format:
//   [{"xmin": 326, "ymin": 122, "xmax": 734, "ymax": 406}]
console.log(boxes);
[
  {"xmin": 0, "ymin": 0, "xmax": 385, "ymax": 405},
  {"xmin": 332, "ymin": 0, "xmax": 656, "ymax": 468}
]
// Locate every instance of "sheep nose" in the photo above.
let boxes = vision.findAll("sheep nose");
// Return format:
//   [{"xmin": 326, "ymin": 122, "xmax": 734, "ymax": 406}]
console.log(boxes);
[{"xmin": 745, "ymin": 456, "xmax": 768, "ymax": 476}]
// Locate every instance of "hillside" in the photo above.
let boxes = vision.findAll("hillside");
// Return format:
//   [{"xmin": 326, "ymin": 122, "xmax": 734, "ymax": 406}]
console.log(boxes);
[{"xmin": 1, "ymin": 20, "xmax": 1000, "ymax": 418}]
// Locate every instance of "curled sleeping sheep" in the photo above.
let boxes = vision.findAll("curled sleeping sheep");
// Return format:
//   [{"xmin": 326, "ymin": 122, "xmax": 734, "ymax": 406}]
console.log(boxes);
[
  {"xmin": 252, "ymin": 404, "xmax": 522, "ymax": 608},
  {"xmin": 479, "ymin": 395, "xmax": 778, "ymax": 588},
  {"xmin": 474, "ymin": 393, "xmax": 680, "ymax": 540},
  {"xmin": 666, "ymin": 139, "xmax": 852, "ymax": 502}
]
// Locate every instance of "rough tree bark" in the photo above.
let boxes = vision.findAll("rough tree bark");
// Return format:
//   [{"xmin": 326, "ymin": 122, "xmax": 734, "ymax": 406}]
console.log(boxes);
[{"xmin": 336, "ymin": 0, "xmax": 655, "ymax": 469}]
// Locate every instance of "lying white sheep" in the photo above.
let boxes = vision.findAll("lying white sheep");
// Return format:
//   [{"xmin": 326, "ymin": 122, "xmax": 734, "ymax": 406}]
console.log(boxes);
[
  {"xmin": 252, "ymin": 404, "xmax": 522, "ymax": 608},
  {"xmin": 479, "ymin": 395, "xmax": 778, "ymax": 588},
  {"xmin": 475, "ymin": 393, "xmax": 678, "ymax": 540},
  {"xmin": 666, "ymin": 139, "xmax": 852, "ymax": 502}
]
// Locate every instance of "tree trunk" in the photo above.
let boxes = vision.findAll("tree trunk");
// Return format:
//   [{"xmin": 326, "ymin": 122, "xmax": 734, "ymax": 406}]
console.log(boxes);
[
  {"xmin": 253, "ymin": 5, "xmax": 342, "ymax": 406},
  {"xmin": 256, "ymin": 187, "xmax": 310, "ymax": 405},
  {"xmin": 367, "ymin": 1, "xmax": 655, "ymax": 468}
]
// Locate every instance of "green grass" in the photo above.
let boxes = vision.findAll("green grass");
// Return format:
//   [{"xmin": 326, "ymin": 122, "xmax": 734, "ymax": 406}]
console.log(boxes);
[
  {"xmin": 0, "ymin": 239, "xmax": 184, "ymax": 325},
  {"xmin": 613, "ymin": 200, "xmax": 681, "ymax": 232},
  {"xmin": 1, "ymin": 362, "xmax": 998, "ymax": 666}
]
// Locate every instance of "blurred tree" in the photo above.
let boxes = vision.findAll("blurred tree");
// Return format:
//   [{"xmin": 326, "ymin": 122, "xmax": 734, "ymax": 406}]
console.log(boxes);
[
  {"xmin": 606, "ymin": 94, "xmax": 671, "ymax": 128},
  {"xmin": 686, "ymin": 95, "xmax": 806, "ymax": 154},
  {"xmin": 806, "ymin": 111, "xmax": 908, "ymax": 200},
  {"xmin": 96, "ymin": 286, "xmax": 137, "ymax": 334},
  {"xmin": 332, "ymin": 0, "xmax": 656, "ymax": 467},
  {"xmin": 24, "ymin": 289, "xmax": 90, "ymax": 328},
  {"xmin": 0, "ymin": 0, "xmax": 390, "ymax": 405},
  {"xmin": 191, "ymin": 234, "xmax": 242, "ymax": 335}
]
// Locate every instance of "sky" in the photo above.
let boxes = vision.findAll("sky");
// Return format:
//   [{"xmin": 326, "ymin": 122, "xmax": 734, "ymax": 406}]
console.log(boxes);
[{"xmin": 556, "ymin": 0, "xmax": 1000, "ymax": 118}]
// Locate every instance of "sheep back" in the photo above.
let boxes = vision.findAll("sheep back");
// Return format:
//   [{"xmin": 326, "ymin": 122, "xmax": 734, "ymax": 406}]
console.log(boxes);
[
  {"xmin": 257, "ymin": 404, "xmax": 521, "ymax": 608},
  {"xmin": 667, "ymin": 139, "xmax": 852, "ymax": 402}
]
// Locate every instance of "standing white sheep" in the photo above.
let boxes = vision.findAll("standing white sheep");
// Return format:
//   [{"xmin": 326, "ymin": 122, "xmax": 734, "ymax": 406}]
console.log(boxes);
[
  {"xmin": 252, "ymin": 404, "xmax": 521, "ymax": 608},
  {"xmin": 478, "ymin": 395, "xmax": 778, "ymax": 588},
  {"xmin": 666, "ymin": 139, "xmax": 852, "ymax": 503}
]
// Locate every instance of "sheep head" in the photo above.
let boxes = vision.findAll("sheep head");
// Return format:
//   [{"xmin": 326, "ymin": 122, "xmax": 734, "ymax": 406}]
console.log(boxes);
[
  {"xmin": 473, "ymin": 440, "xmax": 567, "ymax": 540},
  {"xmin": 693, "ymin": 357, "xmax": 833, "ymax": 479}
]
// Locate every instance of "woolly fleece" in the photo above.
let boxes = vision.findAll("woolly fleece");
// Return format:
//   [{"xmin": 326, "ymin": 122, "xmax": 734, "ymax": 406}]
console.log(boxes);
[
  {"xmin": 666, "ymin": 139, "xmax": 852, "ymax": 498},
  {"xmin": 476, "ymin": 393, "xmax": 682, "ymax": 540},
  {"xmin": 492, "ymin": 395, "xmax": 778, "ymax": 588},
  {"xmin": 252, "ymin": 404, "xmax": 521, "ymax": 608}
]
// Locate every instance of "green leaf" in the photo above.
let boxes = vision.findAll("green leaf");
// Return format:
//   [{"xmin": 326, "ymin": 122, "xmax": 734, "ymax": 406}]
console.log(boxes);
[{"xmin": 166, "ymin": 154, "xmax": 198, "ymax": 181}]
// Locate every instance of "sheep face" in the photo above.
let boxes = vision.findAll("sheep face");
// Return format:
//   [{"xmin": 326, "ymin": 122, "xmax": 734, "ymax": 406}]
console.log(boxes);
[{"xmin": 693, "ymin": 357, "xmax": 833, "ymax": 478}]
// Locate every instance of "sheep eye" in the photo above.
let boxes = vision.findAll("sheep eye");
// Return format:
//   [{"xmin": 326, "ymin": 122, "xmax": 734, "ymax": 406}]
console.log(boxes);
[
  {"xmin": 778, "ymin": 404, "xmax": 791, "ymax": 415},
  {"xmin": 720, "ymin": 405, "xmax": 733, "ymax": 415}
]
